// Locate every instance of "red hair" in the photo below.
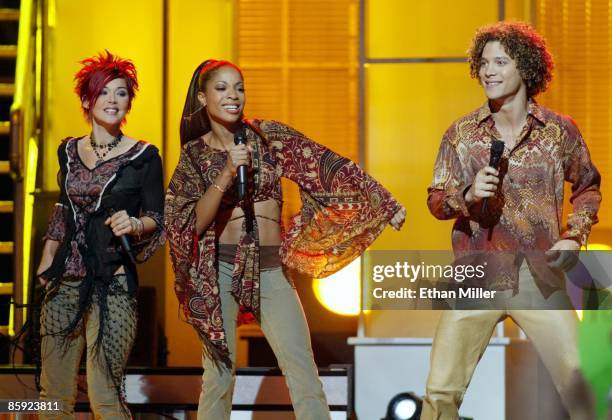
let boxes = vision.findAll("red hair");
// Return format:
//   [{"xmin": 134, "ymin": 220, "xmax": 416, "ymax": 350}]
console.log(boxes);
[
  {"xmin": 198, "ymin": 59, "xmax": 243, "ymax": 87},
  {"xmin": 74, "ymin": 50, "xmax": 139, "ymax": 120}
]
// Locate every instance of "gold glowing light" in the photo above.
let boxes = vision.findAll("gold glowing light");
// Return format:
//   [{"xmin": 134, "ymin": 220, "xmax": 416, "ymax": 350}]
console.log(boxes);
[
  {"xmin": 312, "ymin": 257, "xmax": 361, "ymax": 316},
  {"xmin": 581, "ymin": 243, "xmax": 612, "ymax": 251}
]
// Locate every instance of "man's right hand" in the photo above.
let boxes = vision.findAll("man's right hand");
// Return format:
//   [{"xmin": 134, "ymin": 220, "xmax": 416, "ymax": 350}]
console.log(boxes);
[{"xmin": 465, "ymin": 166, "xmax": 500, "ymax": 205}]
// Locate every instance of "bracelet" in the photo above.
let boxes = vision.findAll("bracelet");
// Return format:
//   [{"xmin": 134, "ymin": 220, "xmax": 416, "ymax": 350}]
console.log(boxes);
[
  {"xmin": 212, "ymin": 182, "xmax": 227, "ymax": 193},
  {"xmin": 130, "ymin": 216, "xmax": 144, "ymax": 238}
]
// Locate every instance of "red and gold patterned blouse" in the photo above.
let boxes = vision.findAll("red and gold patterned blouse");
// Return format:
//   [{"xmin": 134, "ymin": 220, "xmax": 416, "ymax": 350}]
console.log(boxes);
[
  {"xmin": 428, "ymin": 101, "xmax": 601, "ymax": 292},
  {"xmin": 165, "ymin": 119, "xmax": 401, "ymax": 367}
]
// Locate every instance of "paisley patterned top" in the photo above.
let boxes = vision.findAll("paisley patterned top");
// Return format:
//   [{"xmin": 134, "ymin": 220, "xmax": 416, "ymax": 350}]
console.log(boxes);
[
  {"xmin": 428, "ymin": 101, "xmax": 601, "ymax": 292},
  {"xmin": 165, "ymin": 119, "xmax": 401, "ymax": 367},
  {"xmin": 44, "ymin": 137, "xmax": 165, "ymax": 279}
]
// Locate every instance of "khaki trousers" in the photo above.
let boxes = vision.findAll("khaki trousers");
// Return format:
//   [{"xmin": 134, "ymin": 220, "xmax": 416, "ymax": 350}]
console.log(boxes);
[
  {"xmin": 421, "ymin": 265, "xmax": 594, "ymax": 420},
  {"xmin": 39, "ymin": 277, "xmax": 136, "ymax": 420},
  {"xmin": 198, "ymin": 261, "xmax": 331, "ymax": 420}
]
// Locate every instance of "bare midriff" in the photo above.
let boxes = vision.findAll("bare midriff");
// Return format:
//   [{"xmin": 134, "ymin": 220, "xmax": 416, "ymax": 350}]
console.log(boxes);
[{"xmin": 217, "ymin": 198, "xmax": 282, "ymax": 246}]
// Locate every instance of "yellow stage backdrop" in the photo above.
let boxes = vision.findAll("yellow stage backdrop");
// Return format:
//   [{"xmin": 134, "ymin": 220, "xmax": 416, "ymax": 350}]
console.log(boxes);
[
  {"xmin": 364, "ymin": 0, "xmax": 530, "ymax": 337},
  {"xmin": 367, "ymin": 0, "xmax": 498, "ymax": 252},
  {"xmin": 45, "ymin": 0, "xmax": 164, "ymax": 185},
  {"xmin": 44, "ymin": 0, "xmax": 170, "ymax": 356},
  {"xmin": 236, "ymin": 0, "xmax": 360, "ymax": 220},
  {"xmin": 537, "ymin": 0, "xmax": 612, "ymax": 237},
  {"xmin": 45, "ymin": 0, "xmax": 236, "ymax": 366},
  {"xmin": 163, "ymin": 0, "xmax": 236, "ymax": 366}
]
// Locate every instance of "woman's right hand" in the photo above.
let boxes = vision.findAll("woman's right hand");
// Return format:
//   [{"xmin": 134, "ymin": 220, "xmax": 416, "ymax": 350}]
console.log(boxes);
[
  {"xmin": 36, "ymin": 260, "xmax": 51, "ymax": 286},
  {"xmin": 464, "ymin": 166, "xmax": 499, "ymax": 205},
  {"xmin": 37, "ymin": 239, "xmax": 60, "ymax": 287},
  {"xmin": 225, "ymin": 143, "xmax": 252, "ymax": 176}
]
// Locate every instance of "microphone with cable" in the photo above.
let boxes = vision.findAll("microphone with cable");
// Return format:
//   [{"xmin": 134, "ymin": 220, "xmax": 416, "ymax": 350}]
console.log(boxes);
[
  {"xmin": 101, "ymin": 196, "xmax": 137, "ymax": 265},
  {"xmin": 234, "ymin": 124, "xmax": 248, "ymax": 200},
  {"xmin": 481, "ymin": 139, "xmax": 505, "ymax": 214}
]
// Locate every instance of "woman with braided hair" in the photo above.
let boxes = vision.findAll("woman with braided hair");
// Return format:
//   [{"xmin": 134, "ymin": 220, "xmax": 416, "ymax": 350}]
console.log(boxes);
[
  {"xmin": 165, "ymin": 59, "xmax": 405, "ymax": 419},
  {"xmin": 36, "ymin": 51, "xmax": 165, "ymax": 419}
]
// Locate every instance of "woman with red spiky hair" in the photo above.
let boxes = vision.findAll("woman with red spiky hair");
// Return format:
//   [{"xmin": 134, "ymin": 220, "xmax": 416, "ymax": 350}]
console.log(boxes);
[{"xmin": 36, "ymin": 51, "xmax": 165, "ymax": 418}]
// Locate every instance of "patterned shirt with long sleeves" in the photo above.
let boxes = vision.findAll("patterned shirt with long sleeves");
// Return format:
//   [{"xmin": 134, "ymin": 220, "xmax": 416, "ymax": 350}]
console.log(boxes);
[{"xmin": 427, "ymin": 101, "xmax": 601, "ymax": 293}]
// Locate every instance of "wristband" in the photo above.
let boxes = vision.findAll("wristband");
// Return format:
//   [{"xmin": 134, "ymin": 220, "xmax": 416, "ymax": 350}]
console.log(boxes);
[
  {"xmin": 130, "ymin": 217, "xmax": 144, "ymax": 238},
  {"xmin": 212, "ymin": 182, "xmax": 227, "ymax": 193}
]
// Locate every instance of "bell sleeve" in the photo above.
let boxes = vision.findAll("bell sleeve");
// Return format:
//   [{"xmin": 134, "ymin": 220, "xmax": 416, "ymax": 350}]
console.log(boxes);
[
  {"xmin": 264, "ymin": 121, "xmax": 402, "ymax": 278},
  {"xmin": 134, "ymin": 149, "xmax": 166, "ymax": 260}
]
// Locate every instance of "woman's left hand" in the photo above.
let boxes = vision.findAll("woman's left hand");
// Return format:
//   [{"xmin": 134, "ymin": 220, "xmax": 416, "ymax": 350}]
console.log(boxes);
[
  {"xmin": 105, "ymin": 210, "xmax": 134, "ymax": 237},
  {"xmin": 390, "ymin": 207, "xmax": 406, "ymax": 231}
]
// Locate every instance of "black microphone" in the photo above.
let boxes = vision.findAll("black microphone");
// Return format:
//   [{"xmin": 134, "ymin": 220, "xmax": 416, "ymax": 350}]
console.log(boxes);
[
  {"xmin": 481, "ymin": 139, "xmax": 505, "ymax": 214},
  {"xmin": 234, "ymin": 125, "xmax": 248, "ymax": 200},
  {"xmin": 101, "ymin": 196, "xmax": 137, "ymax": 264}
]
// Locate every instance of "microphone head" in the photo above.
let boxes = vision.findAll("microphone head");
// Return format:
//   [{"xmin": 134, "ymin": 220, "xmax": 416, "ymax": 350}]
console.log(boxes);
[
  {"xmin": 491, "ymin": 139, "xmax": 505, "ymax": 157},
  {"xmin": 234, "ymin": 125, "xmax": 247, "ymax": 146}
]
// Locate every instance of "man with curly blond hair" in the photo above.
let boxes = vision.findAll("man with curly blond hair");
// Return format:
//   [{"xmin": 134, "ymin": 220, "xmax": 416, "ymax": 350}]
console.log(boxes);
[{"xmin": 422, "ymin": 22, "xmax": 599, "ymax": 419}]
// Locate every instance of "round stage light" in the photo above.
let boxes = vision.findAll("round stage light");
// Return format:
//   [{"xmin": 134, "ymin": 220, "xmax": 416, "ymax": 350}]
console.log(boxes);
[
  {"xmin": 312, "ymin": 257, "xmax": 360, "ymax": 316},
  {"xmin": 383, "ymin": 392, "xmax": 422, "ymax": 420}
]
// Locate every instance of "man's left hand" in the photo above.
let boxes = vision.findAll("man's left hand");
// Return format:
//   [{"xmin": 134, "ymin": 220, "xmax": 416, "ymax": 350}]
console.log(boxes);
[{"xmin": 545, "ymin": 239, "xmax": 580, "ymax": 271}]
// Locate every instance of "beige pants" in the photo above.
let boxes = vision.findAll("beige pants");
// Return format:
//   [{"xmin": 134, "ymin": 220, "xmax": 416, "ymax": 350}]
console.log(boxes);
[
  {"xmin": 198, "ymin": 261, "xmax": 330, "ymax": 420},
  {"xmin": 421, "ymin": 265, "xmax": 594, "ymax": 420},
  {"xmin": 39, "ymin": 277, "xmax": 136, "ymax": 420}
]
